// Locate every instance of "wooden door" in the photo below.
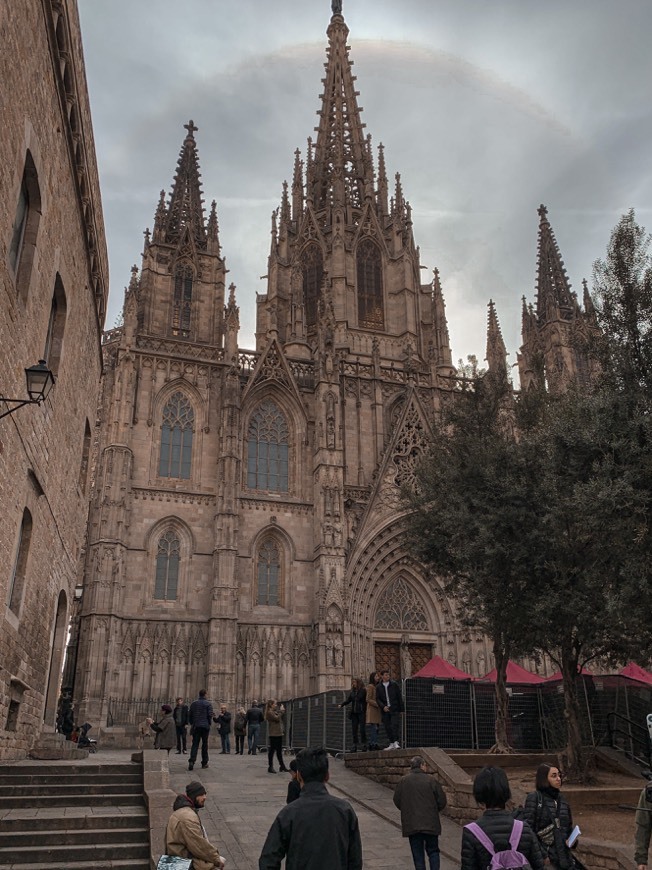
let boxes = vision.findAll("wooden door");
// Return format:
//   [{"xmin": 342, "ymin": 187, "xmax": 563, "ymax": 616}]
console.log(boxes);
[
  {"xmin": 374, "ymin": 642, "xmax": 401, "ymax": 680},
  {"xmin": 408, "ymin": 643, "xmax": 432, "ymax": 677}
]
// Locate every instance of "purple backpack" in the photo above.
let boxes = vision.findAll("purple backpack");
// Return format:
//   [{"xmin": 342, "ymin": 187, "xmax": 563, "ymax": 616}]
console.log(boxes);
[{"xmin": 465, "ymin": 819, "xmax": 532, "ymax": 870}]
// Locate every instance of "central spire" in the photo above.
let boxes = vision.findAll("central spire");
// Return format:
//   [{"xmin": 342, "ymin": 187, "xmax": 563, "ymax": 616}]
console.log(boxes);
[
  {"xmin": 309, "ymin": 5, "xmax": 372, "ymax": 211},
  {"xmin": 164, "ymin": 120, "xmax": 207, "ymax": 249}
]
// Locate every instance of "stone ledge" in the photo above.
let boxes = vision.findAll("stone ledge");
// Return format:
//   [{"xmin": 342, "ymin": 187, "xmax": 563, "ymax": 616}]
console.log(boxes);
[{"xmin": 141, "ymin": 749, "xmax": 175, "ymax": 870}]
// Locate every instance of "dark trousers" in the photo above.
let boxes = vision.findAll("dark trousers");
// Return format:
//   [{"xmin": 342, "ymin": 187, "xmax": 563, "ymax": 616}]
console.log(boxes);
[
  {"xmin": 176, "ymin": 725, "xmax": 187, "ymax": 752},
  {"xmin": 248, "ymin": 723, "xmax": 260, "ymax": 754},
  {"xmin": 350, "ymin": 713, "xmax": 366, "ymax": 745},
  {"xmin": 220, "ymin": 731, "xmax": 231, "ymax": 753},
  {"xmin": 382, "ymin": 710, "xmax": 400, "ymax": 744},
  {"xmin": 235, "ymin": 734, "xmax": 245, "ymax": 754},
  {"xmin": 189, "ymin": 727, "xmax": 210, "ymax": 766},
  {"xmin": 408, "ymin": 833, "xmax": 440, "ymax": 870},
  {"xmin": 268, "ymin": 735, "xmax": 285, "ymax": 770}
]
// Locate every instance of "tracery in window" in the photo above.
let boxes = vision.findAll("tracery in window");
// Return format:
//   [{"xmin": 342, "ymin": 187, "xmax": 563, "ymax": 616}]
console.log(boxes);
[
  {"xmin": 357, "ymin": 239, "xmax": 384, "ymax": 329},
  {"xmin": 246, "ymin": 400, "xmax": 289, "ymax": 492},
  {"xmin": 154, "ymin": 530, "xmax": 180, "ymax": 600},
  {"xmin": 159, "ymin": 392, "xmax": 194, "ymax": 479},
  {"xmin": 302, "ymin": 244, "xmax": 323, "ymax": 331},
  {"xmin": 374, "ymin": 575, "xmax": 428, "ymax": 631},
  {"xmin": 10, "ymin": 151, "xmax": 41, "ymax": 300},
  {"xmin": 257, "ymin": 538, "xmax": 281, "ymax": 606},
  {"xmin": 172, "ymin": 265, "xmax": 193, "ymax": 337}
]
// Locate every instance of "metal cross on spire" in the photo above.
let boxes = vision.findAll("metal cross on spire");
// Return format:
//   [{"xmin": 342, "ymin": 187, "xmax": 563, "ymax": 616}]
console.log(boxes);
[
  {"xmin": 184, "ymin": 119, "xmax": 198, "ymax": 137},
  {"xmin": 331, "ymin": 0, "xmax": 342, "ymax": 15}
]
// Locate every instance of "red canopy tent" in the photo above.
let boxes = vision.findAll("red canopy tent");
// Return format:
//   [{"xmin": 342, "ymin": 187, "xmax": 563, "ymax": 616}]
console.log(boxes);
[
  {"xmin": 544, "ymin": 666, "xmax": 593, "ymax": 682},
  {"xmin": 620, "ymin": 662, "xmax": 652, "ymax": 685},
  {"xmin": 412, "ymin": 655, "xmax": 474, "ymax": 680},
  {"xmin": 479, "ymin": 660, "xmax": 545, "ymax": 684}
]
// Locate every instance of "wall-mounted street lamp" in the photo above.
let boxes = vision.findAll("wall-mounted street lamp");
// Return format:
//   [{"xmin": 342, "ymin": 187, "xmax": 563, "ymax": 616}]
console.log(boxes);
[{"xmin": 0, "ymin": 360, "xmax": 55, "ymax": 420}]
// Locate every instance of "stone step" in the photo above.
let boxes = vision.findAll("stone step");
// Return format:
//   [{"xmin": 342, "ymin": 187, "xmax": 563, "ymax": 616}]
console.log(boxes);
[
  {"xmin": 0, "ymin": 792, "xmax": 146, "ymax": 809},
  {"xmin": 0, "ymin": 782, "xmax": 142, "ymax": 797},
  {"xmin": 3, "ymin": 825, "xmax": 148, "ymax": 847},
  {"xmin": 6, "ymin": 841, "xmax": 150, "ymax": 864},
  {"xmin": 7, "ymin": 863, "xmax": 149, "ymax": 870},
  {"xmin": 0, "ymin": 809, "xmax": 147, "ymax": 832},
  {"xmin": 0, "ymin": 764, "xmax": 137, "ymax": 777},
  {"xmin": 0, "ymin": 772, "xmax": 141, "ymax": 786}
]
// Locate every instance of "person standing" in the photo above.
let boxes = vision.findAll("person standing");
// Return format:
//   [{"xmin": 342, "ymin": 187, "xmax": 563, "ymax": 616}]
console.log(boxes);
[
  {"xmin": 166, "ymin": 780, "xmax": 226, "ymax": 870},
  {"xmin": 173, "ymin": 696, "xmax": 190, "ymax": 754},
  {"xmin": 246, "ymin": 700, "xmax": 265, "ymax": 755},
  {"xmin": 264, "ymin": 699, "xmax": 288, "ymax": 774},
  {"xmin": 339, "ymin": 678, "xmax": 367, "ymax": 752},
  {"xmin": 523, "ymin": 763, "xmax": 575, "ymax": 870},
  {"xmin": 393, "ymin": 755, "xmax": 447, "ymax": 870},
  {"xmin": 234, "ymin": 706, "xmax": 247, "ymax": 755},
  {"xmin": 286, "ymin": 759, "xmax": 301, "ymax": 804},
  {"xmin": 366, "ymin": 671, "xmax": 382, "ymax": 751},
  {"xmin": 188, "ymin": 689, "xmax": 213, "ymax": 771},
  {"xmin": 376, "ymin": 668, "xmax": 404, "ymax": 749},
  {"xmin": 259, "ymin": 747, "xmax": 363, "ymax": 870},
  {"xmin": 215, "ymin": 704, "xmax": 232, "ymax": 754},
  {"xmin": 149, "ymin": 704, "xmax": 176, "ymax": 753}
]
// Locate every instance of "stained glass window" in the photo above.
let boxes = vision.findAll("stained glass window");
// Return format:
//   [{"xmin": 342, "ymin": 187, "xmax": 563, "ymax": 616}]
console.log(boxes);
[
  {"xmin": 302, "ymin": 244, "xmax": 323, "ymax": 331},
  {"xmin": 172, "ymin": 265, "xmax": 193, "ymax": 336},
  {"xmin": 159, "ymin": 392, "xmax": 194, "ymax": 479},
  {"xmin": 357, "ymin": 239, "xmax": 384, "ymax": 329},
  {"xmin": 154, "ymin": 530, "xmax": 180, "ymax": 600},
  {"xmin": 374, "ymin": 575, "xmax": 428, "ymax": 631},
  {"xmin": 257, "ymin": 538, "xmax": 281, "ymax": 606},
  {"xmin": 246, "ymin": 400, "xmax": 289, "ymax": 492}
]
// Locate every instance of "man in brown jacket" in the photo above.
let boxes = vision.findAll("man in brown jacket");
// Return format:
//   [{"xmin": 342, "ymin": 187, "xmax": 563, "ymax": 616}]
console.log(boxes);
[
  {"xmin": 165, "ymin": 781, "xmax": 225, "ymax": 870},
  {"xmin": 393, "ymin": 756, "xmax": 447, "ymax": 870}
]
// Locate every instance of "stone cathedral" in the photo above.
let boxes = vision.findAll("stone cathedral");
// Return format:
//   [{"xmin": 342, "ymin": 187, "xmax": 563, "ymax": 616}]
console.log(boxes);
[{"xmin": 74, "ymin": 5, "xmax": 597, "ymax": 724}]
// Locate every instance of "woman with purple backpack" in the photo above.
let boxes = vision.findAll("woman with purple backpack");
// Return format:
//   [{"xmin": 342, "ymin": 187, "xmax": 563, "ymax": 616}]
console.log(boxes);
[{"xmin": 461, "ymin": 766, "xmax": 544, "ymax": 870}]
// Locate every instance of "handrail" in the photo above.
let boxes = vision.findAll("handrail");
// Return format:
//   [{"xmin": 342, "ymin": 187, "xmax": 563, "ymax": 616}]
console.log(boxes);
[{"xmin": 607, "ymin": 710, "xmax": 651, "ymax": 767}]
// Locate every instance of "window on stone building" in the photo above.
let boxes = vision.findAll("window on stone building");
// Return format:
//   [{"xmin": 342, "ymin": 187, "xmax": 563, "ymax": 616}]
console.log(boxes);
[
  {"xmin": 374, "ymin": 575, "xmax": 428, "ymax": 631},
  {"xmin": 257, "ymin": 538, "xmax": 281, "ymax": 606},
  {"xmin": 159, "ymin": 392, "xmax": 194, "ymax": 479},
  {"xmin": 9, "ymin": 151, "xmax": 41, "ymax": 300},
  {"xmin": 79, "ymin": 420, "xmax": 92, "ymax": 494},
  {"xmin": 172, "ymin": 264, "xmax": 193, "ymax": 337},
  {"xmin": 357, "ymin": 239, "xmax": 384, "ymax": 330},
  {"xmin": 154, "ymin": 530, "xmax": 180, "ymax": 600},
  {"xmin": 43, "ymin": 275, "xmax": 67, "ymax": 376},
  {"xmin": 302, "ymin": 244, "xmax": 323, "ymax": 331},
  {"xmin": 246, "ymin": 400, "xmax": 289, "ymax": 492},
  {"xmin": 8, "ymin": 508, "xmax": 33, "ymax": 615}
]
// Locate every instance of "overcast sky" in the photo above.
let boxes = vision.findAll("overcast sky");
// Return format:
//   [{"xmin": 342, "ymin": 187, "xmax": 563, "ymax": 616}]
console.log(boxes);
[{"xmin": 78, "ymin": 0, "xmax": 652, "ymax": 370}]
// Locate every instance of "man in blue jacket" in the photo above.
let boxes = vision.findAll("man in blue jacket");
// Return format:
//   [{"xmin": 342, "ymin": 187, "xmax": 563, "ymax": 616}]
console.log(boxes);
[{"xmin": 188, "ymin": 689, "xmax": 213, "ymax": 771}]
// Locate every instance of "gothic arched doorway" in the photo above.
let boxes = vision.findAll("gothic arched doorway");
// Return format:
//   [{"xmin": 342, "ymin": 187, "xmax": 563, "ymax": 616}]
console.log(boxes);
[
  {"xmin": 373, "ymin": 574, "xmax": 433, "ymax": 679},
  {"xmin": 44, "ymin": 590, "xmax": 68, "ymax": 728}
]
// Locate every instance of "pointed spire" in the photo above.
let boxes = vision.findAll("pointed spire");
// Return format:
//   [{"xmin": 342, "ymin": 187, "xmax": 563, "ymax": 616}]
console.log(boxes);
[
  {"xmin": 486, "ymin": 299, "xmax": 508, "ymax": 376},
  {"xmin": 376, "ymin": 142, "xmax": 388, "ymax": 216},
  {"xmin": 393, "ymin": 172, "xmax": 404, "ymax": 217},
  {"xmin": 207, "ymin": 200, "xmax": 220, "ymax": 255},
  {"xmin": 271, "ymin": 208, "xmax": 278, "ymax": 246},
  {"xmin": 280, "ymin": 180, "xmax": 291, "ymax": 225},
  {"xmin": 582, "ymin": 278, "xmax": 597, "ymax": 319},
  {"xmin": 152, "ymin": 189, "xmax": 167, "ymax": 242},
  {"xmin": 292, "ymin": 148, "xmax": 304, "ymax": 220},
  {"xmin": 430, "ymin": 268, "xmax": 453, "ymax": 372},
  {"xmin": 164, "ymin": 120, "xmax": 207, "ymax": 249},
  {"xmin": 535, "ymin": 204, "xmax": 574, "ymax": 325},
  {"xmin": 311, "ymin": 8, "xmax": 371, "ymax": 210}
]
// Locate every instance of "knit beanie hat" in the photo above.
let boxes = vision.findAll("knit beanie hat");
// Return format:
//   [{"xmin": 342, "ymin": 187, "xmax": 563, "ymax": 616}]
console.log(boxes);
[
  {"xmin": 186, "ymin": 781, "xmax": 207, "ymax": 802},
  {"xmin": 161, "ymin": 704, "xmax": 173, "ymax": 713}
]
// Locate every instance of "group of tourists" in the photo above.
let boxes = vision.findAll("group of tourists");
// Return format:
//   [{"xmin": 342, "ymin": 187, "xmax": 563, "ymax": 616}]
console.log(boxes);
[{"xmin": 340, "ymin": 669, "xmax": 405, "ymax": 751}]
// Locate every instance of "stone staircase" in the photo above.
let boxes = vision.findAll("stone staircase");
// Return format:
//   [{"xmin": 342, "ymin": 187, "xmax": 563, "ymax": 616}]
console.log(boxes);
[{"xmin": 0, "ymin": 760, "xmax": 150, "ymax": 869}]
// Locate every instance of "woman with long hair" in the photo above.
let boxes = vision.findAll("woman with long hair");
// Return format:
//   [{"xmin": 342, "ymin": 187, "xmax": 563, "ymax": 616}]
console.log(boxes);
[
  {"xmin": 339, "ymin": 677, "xmax": 368, "ymax": 752},
  {"xmin": 366, "ymin": 671, "xmax": 382, "ymax": 751},
  {"xmin": 523, "ymin": 763, "xmax": 575, "ymax": 869},
  {"xmin": 264, "ymin": 699, "xmax": 288, "ymax": 774}
]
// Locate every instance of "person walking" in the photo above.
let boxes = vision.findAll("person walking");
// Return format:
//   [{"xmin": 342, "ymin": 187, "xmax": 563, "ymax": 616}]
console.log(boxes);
[
  {"xmin": 188, "ymin": 689, "xmax": 213, "ymax": 771},
  {"xmin": 173, "ymin": 696, "xmax": 190, "ymax": 754},
  {"xmin": 149, "ymin": 704, "xmax": 176, "ymax": 753},
  {"xmin": 234, "ymin": 706, "xmax": 247, "ymax": 755},
  {"xmin": 339, "ymin": 678, "xmax": 367, "ymax": 752},
  {"xmin": 246, "ymin": 700, "xmax": 265, "ymax": 755},
  {"xmin": 393, "ymin": 755, "xmax": 447, "ymax": 870},
  {"xmin": 264, "ymin": 699, "xmax": 288, "ymax": 774},
  {"xmin": 366, "ymin": 671, "xmax": 382, "ymax": 751},
  {"xmin": 376, "ymin": 668, "xmax": 404, "ymax": 749},
  {"xmin": 461, "ymin": 766, "xmax": 543, "ymax": 870},
  {"xmin": 165, "ymin": 780, "xmax": 226, "ymax": 870},
  {"xmin": 215, "ymin": 704, "xmax": 232, "ymax": 754},
  {"xmin": 523, "ymin": 763, "xmax": 575, "ymax": 870},
  {"xmin": 259, "ymin": 747, "xmax": 362, "ymax": 869}
]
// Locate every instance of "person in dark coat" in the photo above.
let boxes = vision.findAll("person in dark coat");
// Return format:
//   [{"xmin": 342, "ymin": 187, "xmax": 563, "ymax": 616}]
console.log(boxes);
[
  {"xmin": 339, "ymin": 678, "xmax": 367, "ymax": 752},
  {"xmin": 188, "ymin": 689, "xmax": 213, "ymax": 771},
  {"xmin": 393, "ymin": 755, "xmax": 447, "ymax": 870},
  {"xmin": 173, "ymin": 696, "xmax": 190, "ymax": 754},
  {"xmin": 214, "ymin": 704, "xmax": 232, "ymax": 754},
  {"xmin": 246, "ymin": 700, "xmax": 265, "ymax": 755},
  {"xmin": 233, "ymin": 706, "xmax": 247, "ymax": 755},
  {"xmin": 286, "ymin": 759, "xmax": 301, "ymax": 804},
  {"xmin": 149, "ymin": 704, "xmax": 176, "ymax": 753},
  {"xmin": 523, "ymin": 763, "xmax": 575, "ymax": 870},
  {"xmin": 259, "ymin": 747, "xmax": 362, "ymax": 870},
  {"xmin": 376, "ymin": 668, "xmax": 404, "ymax": 749},
  {"xmin": 461, "ymin": 766, "xmax": 544, "ymax": 870}
]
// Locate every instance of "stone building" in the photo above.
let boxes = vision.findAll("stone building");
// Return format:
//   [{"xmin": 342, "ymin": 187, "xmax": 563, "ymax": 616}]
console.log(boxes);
[
  {"xmin": 73, "ymin": 6, "xmax": 594, "ymax": 725},
  {"xmin": 0, "ymin": 0, "xmax": 107, "ymax": 759}
]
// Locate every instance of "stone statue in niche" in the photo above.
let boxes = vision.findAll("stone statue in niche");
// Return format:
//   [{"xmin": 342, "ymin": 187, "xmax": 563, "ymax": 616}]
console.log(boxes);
[
  {"xmin": 326, "ymin": 635, "xmax": 334, "ymax": 667},
  {"xmin": 400, "ymin": 644, "xmax": 412, "ymax": 679},
  {"xmin": 334, "ymin": 639, "xmax": 344, "ymax": 668}
]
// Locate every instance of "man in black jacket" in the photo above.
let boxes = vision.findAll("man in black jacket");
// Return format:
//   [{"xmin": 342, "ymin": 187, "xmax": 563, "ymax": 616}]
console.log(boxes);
[
  {"xmin": 188, "ymin": 689, "xmax": 213, "ymax": 771},
  {"xmin": 259, "ymin": 747, "xmax": 362, "ymax": 870},
  {"xmin": 173, "ymin": 697, "xmax": 189, "ymax": 754},
  {"xmin": 246, "ymin": 700, "xmax": 265, "ymax": 755},
  {"xmin": 394, "ymin": 756, "xmax": 447, "ymax": 870},
  {"xmin": 376, "ymin": 669, "xmax": 404, "ymax": 749}
]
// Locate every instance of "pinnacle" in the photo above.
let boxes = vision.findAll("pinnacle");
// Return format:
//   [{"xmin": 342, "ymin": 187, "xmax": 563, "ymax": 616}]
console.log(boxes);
[{"xmin": 163, "ymin": 121, "xmax": 208, "ymax": 250}]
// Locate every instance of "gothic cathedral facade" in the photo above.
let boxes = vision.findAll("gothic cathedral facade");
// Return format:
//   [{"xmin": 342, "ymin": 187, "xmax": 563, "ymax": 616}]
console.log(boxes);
[{"xmin": 74, "ymin": 7, "xmax": 596, "ymax": 724}]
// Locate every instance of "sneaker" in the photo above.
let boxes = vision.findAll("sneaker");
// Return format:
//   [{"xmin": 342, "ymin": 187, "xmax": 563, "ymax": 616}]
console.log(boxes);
[
  {"xmin": 175, "ymin": 750, "xmax": 181, "ymax": 754},
  {"xmin": 268, "ymin": 767, "xmax": 277, "ymax": 774},
  {"xmin": 188, "ymin": 762, "xmax": 194, "ymax": 770},
  {"xmin": 392, "ymin": 741, "xmax": 400, "ymax": 749},
  {"xmin": 201, "ymin": 763, "xmax": 209, "ymax": 769},
  {"xmin": 383, "ymin": 744, "xmax": 393, "ymax": 751}
]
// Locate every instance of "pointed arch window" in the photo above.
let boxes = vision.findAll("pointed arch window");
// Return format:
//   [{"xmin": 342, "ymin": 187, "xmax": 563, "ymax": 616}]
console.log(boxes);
[
  {"xmin": 8, "ymin": 509, "xmax": 33, "ymax": 615},
  {"xmin": 159, "ymin": 392, "xmax": 194, "ymax": 479},
  {"xmin": 246, "ymin": 400, "xmax": 289, "ymax": 492},
  {"xmin": 10, "ymin": 151, "xmax": 41, "ymax": 300},
  {"xmin": 302, "ymin": 244, "xmax": 323, "ymax": 331},
  {"xmin": 357, "ymin": 239, "xmax": 384, "ymax": 329},
  {"xmin": 43, "ymin": 274, "xmax": 67, "ymax": 376},
  {"xmin": 374, "ymin": 575, "xmax": 429, "ymax": 631},
  {"xmin": 154, "ymin": 530, "xmax": 180, "ymax": 600},
  {"xmin": 172, "ymin": 265, "xmax": 193, "ymax": 337},
  {"xmin": 257, "ymin": 538, "xmax": 281, "ymax": 606}
]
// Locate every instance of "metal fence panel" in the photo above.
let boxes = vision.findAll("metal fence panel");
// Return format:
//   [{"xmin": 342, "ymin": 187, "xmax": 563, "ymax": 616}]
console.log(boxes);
[{"xmin": 405, "ymin": 678, "xmax": 474, "ymax": 749}]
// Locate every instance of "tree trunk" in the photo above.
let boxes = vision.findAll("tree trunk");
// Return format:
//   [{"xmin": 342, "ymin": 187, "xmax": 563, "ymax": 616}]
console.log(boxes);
[
  {"xmin": 491, "ymin": 640, "xmax": 512, "ymax": 753},
  {"xmin": 560, "ymin": 650, "xmax": 585, "ymax": 780}
]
